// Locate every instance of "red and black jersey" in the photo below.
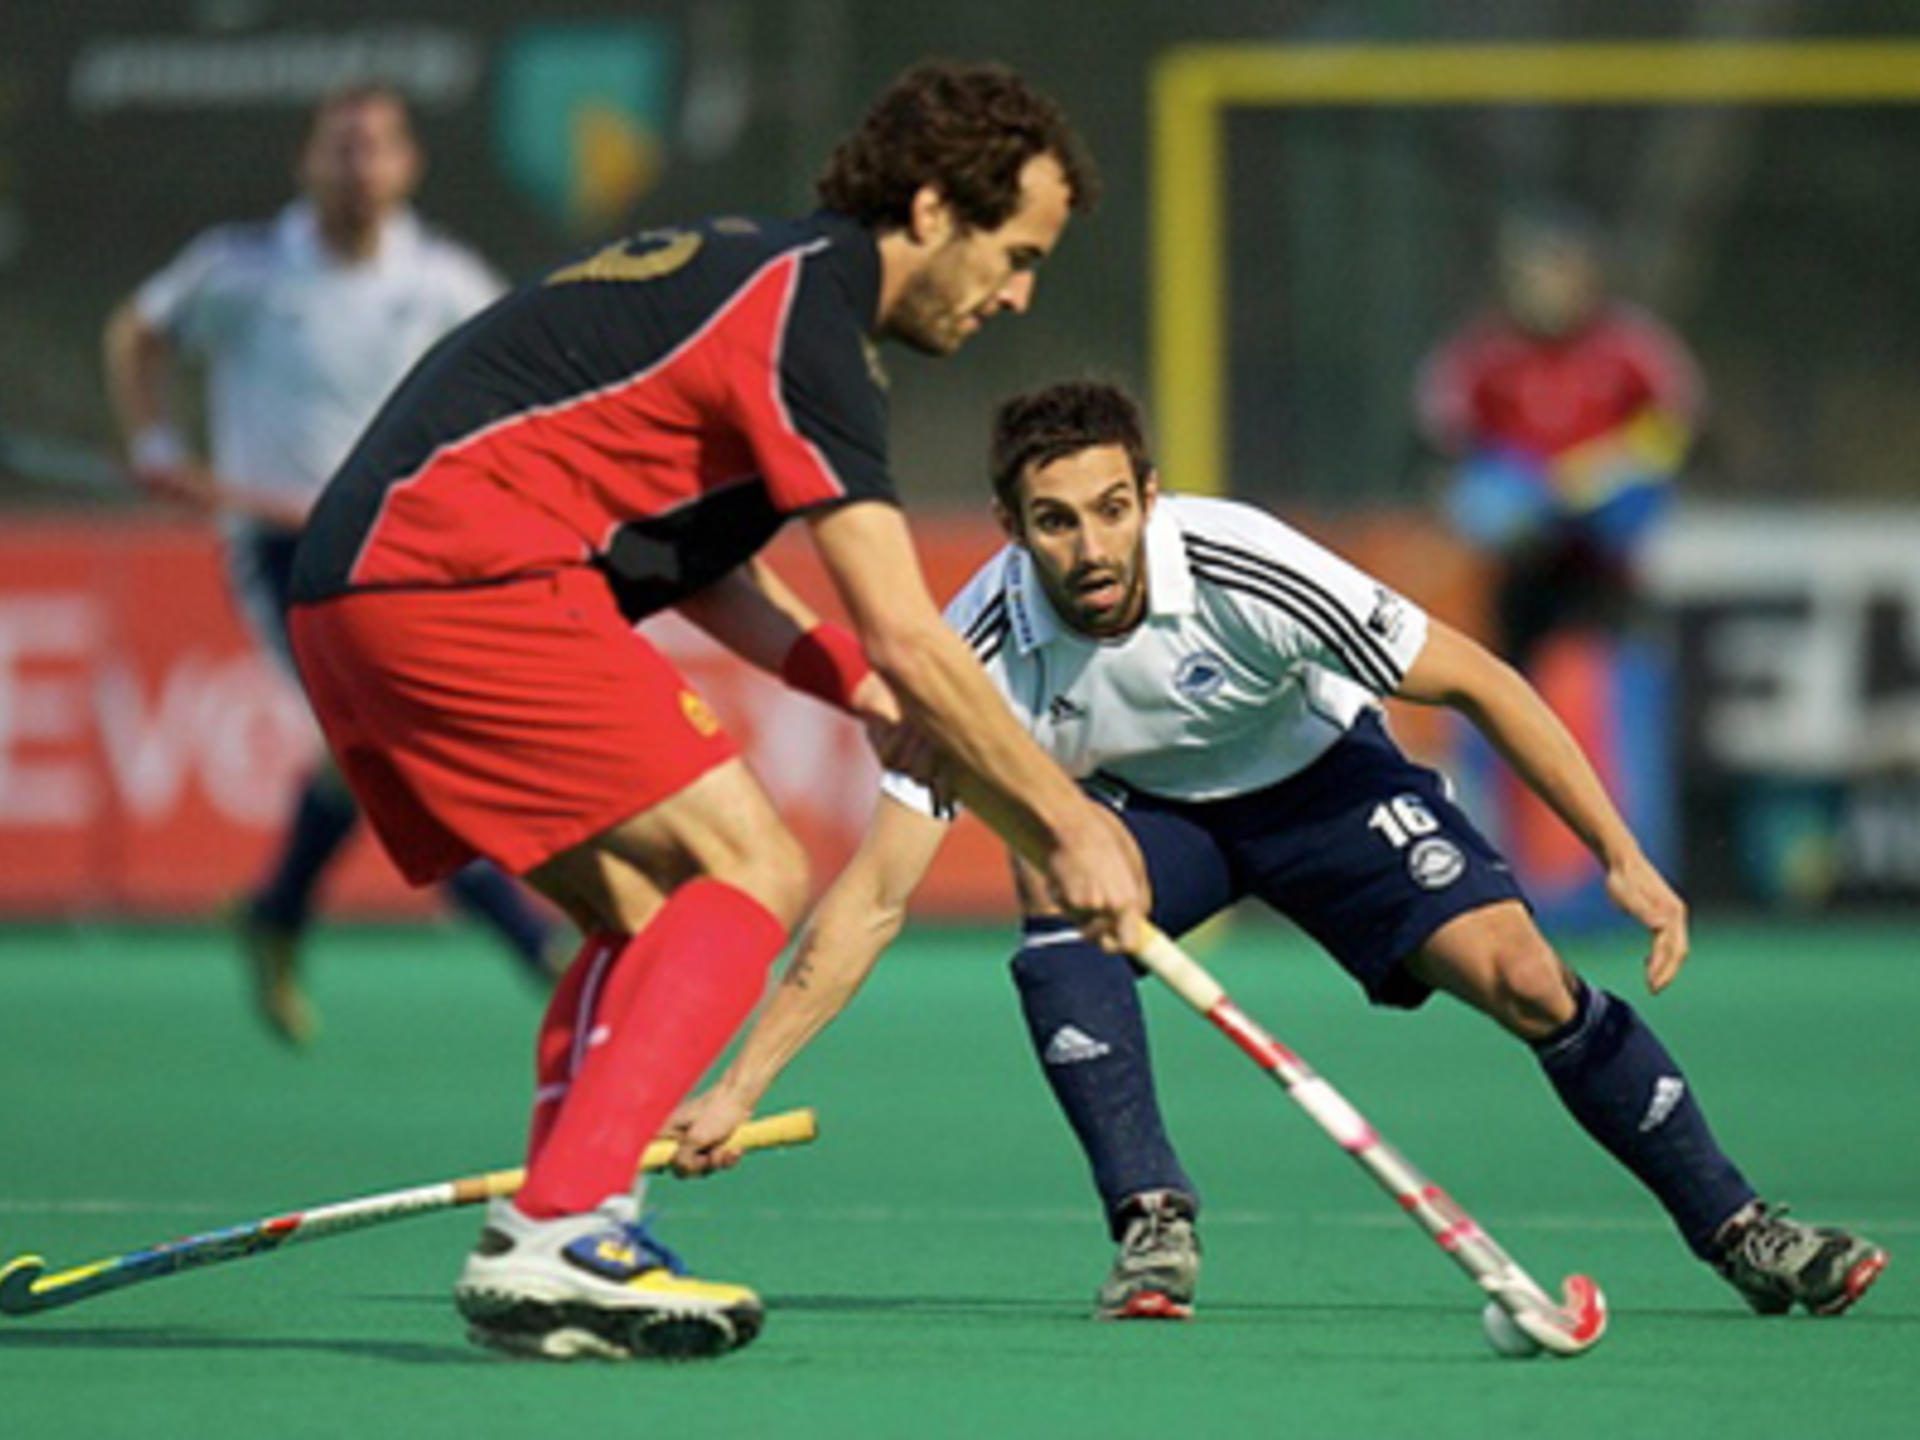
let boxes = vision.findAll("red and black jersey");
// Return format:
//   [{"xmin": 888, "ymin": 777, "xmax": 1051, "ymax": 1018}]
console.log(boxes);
[{"xmin": 291, "ymin": 212, "xmax": 891, "ymax": 621}]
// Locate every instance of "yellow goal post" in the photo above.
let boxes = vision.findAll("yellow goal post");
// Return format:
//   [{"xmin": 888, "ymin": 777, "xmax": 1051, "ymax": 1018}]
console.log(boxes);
[{"xmin": 1150, "ymin": 39, "xmax": 1920, "ymax": 496}]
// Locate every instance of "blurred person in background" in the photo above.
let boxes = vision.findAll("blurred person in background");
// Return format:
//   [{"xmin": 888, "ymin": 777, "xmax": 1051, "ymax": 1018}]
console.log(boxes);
[
  {"xmin": 1415, "ymin": 205, "xmax": 1702, "ymax": 669},
  {"xmin": 103, "ymin": 83, "xmax": 561, "ymax": 1046},
  {"xmin": 1414, "ymin": 207, "xmax": 1700, "ymax": 925}
]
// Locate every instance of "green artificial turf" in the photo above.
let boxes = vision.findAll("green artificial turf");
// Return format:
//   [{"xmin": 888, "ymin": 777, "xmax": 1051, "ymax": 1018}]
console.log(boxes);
[{"xmin": 0, "ymin": 918, "xmax": 1912, "ymax": 1438}]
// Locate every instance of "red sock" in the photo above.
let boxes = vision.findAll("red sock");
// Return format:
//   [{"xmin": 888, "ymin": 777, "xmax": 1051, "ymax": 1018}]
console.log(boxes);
[
  {"xmin": 515, "ymin": 879, "xmax": 785, "ymax": 1219},
  {"xmin": 526, "ymin": 933, "xmax": 623, "ymax": 1167}
]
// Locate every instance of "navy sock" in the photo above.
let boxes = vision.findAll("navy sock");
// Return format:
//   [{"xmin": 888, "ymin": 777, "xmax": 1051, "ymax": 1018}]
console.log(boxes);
[
  {"xmin": 1533, "ymin": 983, "xmax": 1756, "ymax": 1258},
  {"xmin": 251, "ymin": 770, "xmax": 360, "ymax": 932},
  {"xmin": 1011, "ymin": 919, "xmax": 1196, "ymax": 1234},
  {"xmin": 443, "ymin": 862, "xmax": 555, "ymax": 978}
]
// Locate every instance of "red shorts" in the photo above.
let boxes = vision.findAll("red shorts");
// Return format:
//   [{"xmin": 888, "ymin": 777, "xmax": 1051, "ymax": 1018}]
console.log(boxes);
[{"xmin": 288, "ymin": 569, "xmax": 738, "ymax": 885}]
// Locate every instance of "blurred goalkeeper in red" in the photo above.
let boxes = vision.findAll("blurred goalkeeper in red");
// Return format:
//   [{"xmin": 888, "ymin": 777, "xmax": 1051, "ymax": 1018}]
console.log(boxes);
[{"xmin": 1415, "ymin": 205, "xmax": 1703, "ymax": 667}]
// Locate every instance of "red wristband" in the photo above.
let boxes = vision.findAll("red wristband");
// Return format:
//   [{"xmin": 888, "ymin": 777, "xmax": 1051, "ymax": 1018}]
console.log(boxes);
[{"xmin": 780, "ymin": 623, "xmax": 872, "ymax": 714}]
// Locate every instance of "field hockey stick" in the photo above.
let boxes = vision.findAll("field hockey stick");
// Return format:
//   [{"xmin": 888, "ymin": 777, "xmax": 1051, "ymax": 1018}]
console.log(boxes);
[
  {"xmin": 1133, "ymin": 926, "xmax": 1606, "ymax": 1356},
  {"xmin": 0, "ymin": 1107, "xmax": 817, "ymax": 1319}
]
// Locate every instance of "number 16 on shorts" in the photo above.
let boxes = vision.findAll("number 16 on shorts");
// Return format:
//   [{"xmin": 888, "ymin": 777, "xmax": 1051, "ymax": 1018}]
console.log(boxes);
[{"xmin": 1368, "ymin": 793, "xmax": 1467, "ymax": 891}]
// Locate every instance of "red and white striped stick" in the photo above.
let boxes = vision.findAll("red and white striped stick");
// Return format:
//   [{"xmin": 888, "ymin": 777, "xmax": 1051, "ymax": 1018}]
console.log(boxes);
[{"xmin": 1134, "ymin": 926, "xmax": 1606, "ymax": 1356}]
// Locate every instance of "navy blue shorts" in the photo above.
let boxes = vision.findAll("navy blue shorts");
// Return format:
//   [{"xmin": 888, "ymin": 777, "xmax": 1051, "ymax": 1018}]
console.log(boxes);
[{"xmin": 1096, "ymin": 712, "xmax": 1527, "ymax": 1009}]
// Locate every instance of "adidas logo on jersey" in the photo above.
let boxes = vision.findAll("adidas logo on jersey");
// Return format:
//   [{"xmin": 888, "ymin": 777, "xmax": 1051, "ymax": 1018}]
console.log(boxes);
[
  {"xmin": 1639, "ymin": 1075, "xmax": 1687, "ymax": 1132},
  {"xmin": 1368, "ymin": 586, "xmax": 1409, "ymax": 642},
  {"xmin": 1043, "ymin": 1025, "xmax": 1112, "ymax": 1066},
  {"xmin": 1047, "ymin": 694, "xmax": 1087, "ymax": 723}
]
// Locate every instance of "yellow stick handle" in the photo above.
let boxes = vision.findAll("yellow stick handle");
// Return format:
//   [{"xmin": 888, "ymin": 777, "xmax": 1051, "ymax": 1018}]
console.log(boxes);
[
  {"xmin": 638, "ymin": 1105, "xmax": 818, "ymax": 1173},
  {"xmin": 460, "ymin": 1107, "xmax": 819, "ymax": 1203}
]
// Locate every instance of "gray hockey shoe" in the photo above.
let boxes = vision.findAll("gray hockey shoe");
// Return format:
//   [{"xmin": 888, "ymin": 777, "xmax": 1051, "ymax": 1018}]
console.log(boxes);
[
  {"xmin": 1096, "ymin": 1190, "xmax": 1200, "ymax": 1320},
  {"xmin": 1712, "ymin": 1202, "xmax": 1887, "ymax": 1316}
]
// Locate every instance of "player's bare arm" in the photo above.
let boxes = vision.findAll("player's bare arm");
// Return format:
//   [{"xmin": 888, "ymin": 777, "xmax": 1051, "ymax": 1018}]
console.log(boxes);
[
  {"xmin": 102, "ymin": 304, "xmax": 171, "ymax": 444},
  {"xmin": 677, "ymin": 561, "xmax": 927, "ymax": 774},
  {"xmin": 1394, "ymin": 619, "xmax": 1688, "ymax": 990},
  {"xmin": 670, "ymin": 796, "xmax": 949, "ymax": 1175},
  {"xmin": 676, "ymin": 559, "xmax": 901, "ymax": 732},
  {"xmin": 102, "ymin": 302, "xmax": 310, "ymax": 529},
  {"xmin": 677, "ymin": 559, "xmax": 825, "ymax": 672},
  {"xmin": 806, "ymin": 499, "xmax": 1147, "ymax": 949},
  {"xmin": 103, "ymin": 302, "xmax": 208, "ymax": 505}
]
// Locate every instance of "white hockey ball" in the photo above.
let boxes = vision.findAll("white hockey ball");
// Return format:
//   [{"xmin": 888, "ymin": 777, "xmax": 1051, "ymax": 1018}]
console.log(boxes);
[{"xmin": 1481, "ymin": 1300, "xmax": 1544, "ymax": 1359}]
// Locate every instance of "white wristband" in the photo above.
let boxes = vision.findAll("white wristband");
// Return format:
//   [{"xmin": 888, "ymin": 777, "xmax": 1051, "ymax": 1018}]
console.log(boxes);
[{"xmin": 130, "ymin": 425, "xmax": 188, "ymax": 471}]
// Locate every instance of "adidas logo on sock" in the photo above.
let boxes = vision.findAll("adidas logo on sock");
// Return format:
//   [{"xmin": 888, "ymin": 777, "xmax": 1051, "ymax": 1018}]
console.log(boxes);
[
  {"xmin": 1044, "ymin": 1025, "xmax": 1112, "ymax": 1066},
  {"xmin": 1639, "ymin": 1075, "xmax": 1686, "ymax": 1132}
]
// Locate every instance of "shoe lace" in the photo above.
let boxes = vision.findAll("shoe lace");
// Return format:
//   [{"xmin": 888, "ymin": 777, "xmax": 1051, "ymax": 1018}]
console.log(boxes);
[
  {"xmin": 619, "ymin": 1214, "xmax": 688, "ymax": 1276},
  {"xmin": 1735, "ymin": 1205, "xmax": 1801, "ymax": 1269},
  {"xmin": 1122, "ymin": 1202, "xmax": 1188, "ymax": 1258}
]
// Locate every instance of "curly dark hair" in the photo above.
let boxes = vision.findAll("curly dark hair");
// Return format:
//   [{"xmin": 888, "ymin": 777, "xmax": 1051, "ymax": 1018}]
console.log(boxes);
[
  {"xmin": 990, "ymin": 380, "xmax": 1152, "ymax": 512},
  {"xmin": 817, "ymin": 60, "xmax": 1099, "ymax": 231}
]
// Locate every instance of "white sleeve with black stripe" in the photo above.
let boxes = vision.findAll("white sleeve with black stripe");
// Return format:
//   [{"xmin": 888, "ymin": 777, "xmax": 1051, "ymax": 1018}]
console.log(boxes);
[
  {"xmin": 1177, "ymin": 496, "xmax": 1428, "ymax": 696},
  {"xmin": 875, "ymin": 546, "xmax": 1020, "ymax": 821}
]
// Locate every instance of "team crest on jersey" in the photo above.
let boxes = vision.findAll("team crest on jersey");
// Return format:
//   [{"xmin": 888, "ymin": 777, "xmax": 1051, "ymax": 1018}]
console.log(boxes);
[
  {"xmin": 678, "ymin": 689, "xmax": 721, "ymax": 737},
  {"xmin": 1174, "ymin": 650, "xmax": 1229, "ymax": 700},
  {"xmin": 1407, "ymin": 837, "xmax": 1465, "ymax": 890}
]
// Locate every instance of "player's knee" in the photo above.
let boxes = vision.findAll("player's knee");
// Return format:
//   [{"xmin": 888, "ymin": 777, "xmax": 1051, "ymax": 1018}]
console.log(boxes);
[
  {"xmin": 717, "ymin": 824, "xmax": 811, "ymax": 930},
  {"xmin": 595, "ymin": 877, "xmax": 664, "ymax": 936},
  {"xmin": 1486, "ymin": 940, "xmax": 1578, "ymax": 1040}
]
